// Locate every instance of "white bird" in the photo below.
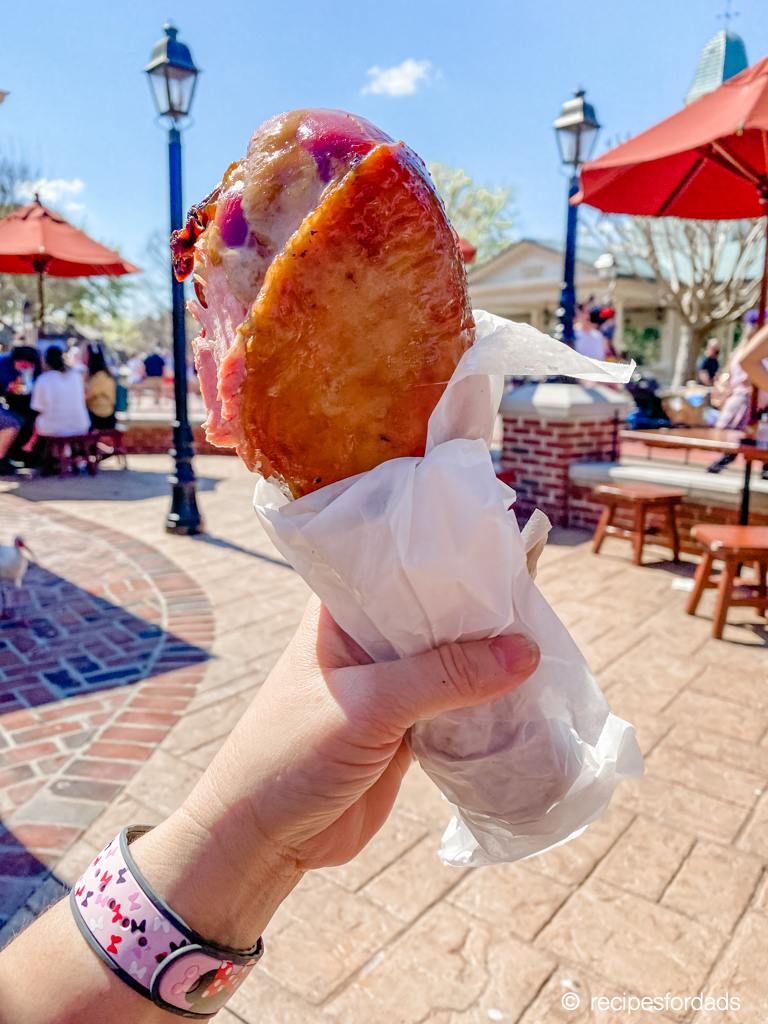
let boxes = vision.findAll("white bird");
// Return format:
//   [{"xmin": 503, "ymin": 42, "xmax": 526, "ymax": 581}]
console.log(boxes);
[{"xmin": 0, "ymin": 536, "xmax": 36, "ymax": 620}]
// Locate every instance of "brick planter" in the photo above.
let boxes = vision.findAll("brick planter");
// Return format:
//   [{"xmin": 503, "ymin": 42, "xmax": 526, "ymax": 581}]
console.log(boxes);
[
  {"xmin": 500, "ymin": 383, "xmax": 632, "ymax": 527},
  {"xmin": 118, "ymin": 422, "xmax": 237, "ymax": 457}
]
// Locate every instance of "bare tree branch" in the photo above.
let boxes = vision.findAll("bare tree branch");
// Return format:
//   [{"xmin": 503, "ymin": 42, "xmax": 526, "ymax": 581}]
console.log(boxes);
[{"xmin": 586, "ymin": 213, "xmax": 765, "ymax": 382}]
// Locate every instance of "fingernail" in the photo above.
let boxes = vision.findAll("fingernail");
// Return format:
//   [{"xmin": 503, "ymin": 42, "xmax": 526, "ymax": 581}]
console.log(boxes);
[{"xmin": 489, "ymin": 634, "xmax": 539, "ymax": 675}]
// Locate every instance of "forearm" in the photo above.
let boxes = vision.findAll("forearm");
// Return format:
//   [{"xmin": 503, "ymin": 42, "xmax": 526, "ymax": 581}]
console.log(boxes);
[
  {"xmin": 0, "ymin": 898, "xmax": 164, "ymax": 1024},
  {"xmin": 742, "ymin": 359, "xmax": 768, "ymax": 395},
  {"xmin": 0, "ymin": 797, "xmax": 302, "ymax": 1024},
  {"xmin": 131, "ymin": 798, "xmax": 303, "ymax": 951},
  {"xmin": 741, "ymin": 324, "xmax": 768, "ymax": 394}
]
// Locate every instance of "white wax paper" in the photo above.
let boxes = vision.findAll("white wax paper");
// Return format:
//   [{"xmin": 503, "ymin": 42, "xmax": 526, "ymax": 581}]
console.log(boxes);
[{"xmin": 253, "ymin": 311, "xmax": 644, "ymax": 866}]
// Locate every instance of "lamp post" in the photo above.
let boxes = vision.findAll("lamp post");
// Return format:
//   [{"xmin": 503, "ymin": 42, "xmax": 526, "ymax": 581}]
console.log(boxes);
[
  {"xmin": 145, "ymin": 24, "xmax": 203, "ymax": 535},
  {"xmin": 553, "ymin": 89, "xmax": 601, "ymax": 346}
]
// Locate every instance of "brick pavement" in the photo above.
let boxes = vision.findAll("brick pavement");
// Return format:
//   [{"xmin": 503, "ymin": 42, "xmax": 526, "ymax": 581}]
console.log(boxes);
[
  {"xmin": 0, "ymin": 496, "xmax": 213, "ymax": 930},
  {"xmin": 0, "ymin": 455, "xmax": 767, "ymax": 1022}
]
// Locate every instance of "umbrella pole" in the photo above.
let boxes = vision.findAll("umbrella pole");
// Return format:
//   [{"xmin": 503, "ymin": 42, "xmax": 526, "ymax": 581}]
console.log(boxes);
[
  {"xmin": 37, "ymin": 271, "xmax": 45, "ymax": 334},
  {"xmin": 758, "ymin": 214, "xmax": 768, "ymax": 332},
  {"xmin": 749, "ymin": 204, "xmax": 768, "ymax": 423}
]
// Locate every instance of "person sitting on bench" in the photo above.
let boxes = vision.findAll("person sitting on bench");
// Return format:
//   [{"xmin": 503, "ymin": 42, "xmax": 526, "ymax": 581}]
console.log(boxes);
[
  {"xmin": 23, "ymin": 346, "xmax": 91, "ymax": 454},
  {"xmin": 84, "ymin": 345, "xmax": 117, "ymax": 430}
]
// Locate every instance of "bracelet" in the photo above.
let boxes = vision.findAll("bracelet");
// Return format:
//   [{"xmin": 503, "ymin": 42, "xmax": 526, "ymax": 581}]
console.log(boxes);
[{"xmin": 70, "ymin": 825, "xmax": 264, "ymax": 1019}]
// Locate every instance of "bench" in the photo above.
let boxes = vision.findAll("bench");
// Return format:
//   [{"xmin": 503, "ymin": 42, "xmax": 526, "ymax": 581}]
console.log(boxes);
[
  {"xmin": 41, "ymin": 428, "xmax": 127, "ymax": 477},
  {"xmin": 592, "ymin": 481, "xmax": 686, "ymax": 565},
  {"xmin": 41, "ymin": 435, "xmax": 100, "ymax": 477},
  {"xmin": 686, "ymin": 524, "xmax": 768, "ymax": 639}
]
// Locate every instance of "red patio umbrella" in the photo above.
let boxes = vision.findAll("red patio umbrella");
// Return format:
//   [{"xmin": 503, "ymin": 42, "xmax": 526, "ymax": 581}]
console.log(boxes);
[
  {"xmin": 0, "ymin": 196, "xmax": 140, "ymax": 328},
  {"xmin": 576, "ymin": 54, "xmax": 768, "ymax": 326}
]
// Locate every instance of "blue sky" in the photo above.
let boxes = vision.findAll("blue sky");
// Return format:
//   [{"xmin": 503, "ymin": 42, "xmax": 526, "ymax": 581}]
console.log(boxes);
[{"xmin": 1, "ymin": 0, "xmax": 767, "ymax": 308}]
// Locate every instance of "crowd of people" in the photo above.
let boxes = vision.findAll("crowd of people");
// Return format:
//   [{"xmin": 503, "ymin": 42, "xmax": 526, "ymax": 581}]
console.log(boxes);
[
  {"xmin": 0, "ymin": 340, "xmax": 199, "ymax": 475},
  {"xmin": 0, "ymin": 341, "xmax": 122, "ymax": 475}
]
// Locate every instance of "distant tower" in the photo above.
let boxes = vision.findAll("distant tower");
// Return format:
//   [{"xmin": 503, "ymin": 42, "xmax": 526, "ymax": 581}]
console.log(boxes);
[{"xmin": 685, "ymin": 29, "xmax": 748, "ymax": 105}]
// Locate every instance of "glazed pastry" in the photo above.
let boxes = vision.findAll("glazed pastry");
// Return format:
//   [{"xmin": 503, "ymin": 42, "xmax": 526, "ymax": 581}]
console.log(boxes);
[{"xmin": 172, "ymin": 109, "xmax": 474, "ymax": 497}]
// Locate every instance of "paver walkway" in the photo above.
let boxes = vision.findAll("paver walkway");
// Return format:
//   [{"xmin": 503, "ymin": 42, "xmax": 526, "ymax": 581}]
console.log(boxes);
[
  {"xmin": 0, "ymin": 454, "xmax": 766, "ymax": 1023},
  {"xmin": 0, "ymin": 497, "xmax": 212, "ymax": 925}
]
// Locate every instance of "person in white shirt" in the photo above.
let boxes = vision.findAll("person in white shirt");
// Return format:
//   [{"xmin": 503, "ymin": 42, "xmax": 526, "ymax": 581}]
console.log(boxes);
[
  {"xmin": 573, "ymin": 305, "xmax": 607, "ymax": 361},
  {"xmin": 24, "ymin": 346, "xmax": 91, "ymax": 451}
]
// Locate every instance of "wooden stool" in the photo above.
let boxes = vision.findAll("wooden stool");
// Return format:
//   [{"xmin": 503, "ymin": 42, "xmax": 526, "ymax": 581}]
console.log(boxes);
[
  {"xmin": 686, "ymin": 525, "xmax": 768, "ymax": 639},
  {"xmin": 592, "ymin": 482, "xmax": 686, "ymax": 565},
  {"xmin": 42, "ymin": 435, "xmax": 100, "ymax": 477}
]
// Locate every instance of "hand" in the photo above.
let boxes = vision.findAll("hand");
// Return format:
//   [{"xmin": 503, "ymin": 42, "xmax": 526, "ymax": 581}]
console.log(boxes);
[
  {"xmin": 134, "ymin": 597, "xmax": 540, "ymax": 949},
  {"xmin": 741, "ymin": 322, "xmax": 768, "ymax": 395},
  {"xmin": 21, "ymin": 440, "xmax": 35, "ymax": 452}
]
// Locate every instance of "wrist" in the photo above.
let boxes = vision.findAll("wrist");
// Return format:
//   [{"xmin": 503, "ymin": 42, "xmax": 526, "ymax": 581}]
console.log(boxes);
[{"xmin": 130, "ymin": 802, "xmax": 302, "ymax": 951}]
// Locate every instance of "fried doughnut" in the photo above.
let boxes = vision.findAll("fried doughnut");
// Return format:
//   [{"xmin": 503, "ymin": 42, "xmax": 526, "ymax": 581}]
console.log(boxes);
[{"xmin": 173, "ymin": 109, "xmax": 474, "ymax": 497}]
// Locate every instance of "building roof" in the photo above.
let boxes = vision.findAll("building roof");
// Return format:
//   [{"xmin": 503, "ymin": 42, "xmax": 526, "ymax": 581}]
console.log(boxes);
[
  {"xmin": 527, "ymin": 238, "xmax": 655, "ymax": 279},
  {"xmin": 685, "ymin": 30, "xmax": 748, "ymax": 105},
  {"xmin": 467, "ymin": 238, "xmax": 655, "ymax": 283},
  {"xmin": 467, "ymin": 233, "xmax": 763, "ymax": 290}
]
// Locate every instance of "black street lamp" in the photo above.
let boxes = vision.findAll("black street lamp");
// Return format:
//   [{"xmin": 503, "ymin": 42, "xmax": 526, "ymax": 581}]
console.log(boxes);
[
  {"xmin": 553, "ymin": 89, "xmax": 601, "ymax": 346},
  {"xmin": 145, "ymin": 24, "xmax": 204, "ymax": 535}
]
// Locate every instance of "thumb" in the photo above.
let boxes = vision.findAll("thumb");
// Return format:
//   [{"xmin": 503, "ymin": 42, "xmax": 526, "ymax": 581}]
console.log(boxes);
[{"xmin": 358, "ymin": 633, "xmax": 540, "ymax": 730}]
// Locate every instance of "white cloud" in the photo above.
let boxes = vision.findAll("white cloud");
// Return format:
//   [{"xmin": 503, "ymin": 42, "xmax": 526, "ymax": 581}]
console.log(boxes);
[
  {"xmin": 18, "ymin": 177, "xmax": 85, "ymax": 205},
  {"xmin": 362, "ymin": 59, "xmax": 432, "ymax": 97}
]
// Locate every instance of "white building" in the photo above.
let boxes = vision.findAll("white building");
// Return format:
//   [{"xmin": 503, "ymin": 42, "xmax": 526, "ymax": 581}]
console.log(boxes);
[{"xmin": 466, "ymin": 238, "xmax": 687, "ymax": 381}]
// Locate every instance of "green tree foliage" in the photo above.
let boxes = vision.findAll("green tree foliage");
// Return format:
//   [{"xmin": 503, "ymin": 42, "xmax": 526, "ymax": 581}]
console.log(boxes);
[
  {"xmin": 68, "ymin": 273, "xmax": 134, "ymax": 327},
  {"xmin": 623, "ymin": 326, "xmax": 660, "ymax": 366},
  {"xmin": 428, "ymin": 162, "xmax": 515, "ymax": 266}
]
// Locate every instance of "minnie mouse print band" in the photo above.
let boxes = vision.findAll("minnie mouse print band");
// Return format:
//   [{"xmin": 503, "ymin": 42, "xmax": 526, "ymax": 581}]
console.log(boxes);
[{"xmin": 70, "ymin": 825, "xmax": 263, "ymax": 1019}]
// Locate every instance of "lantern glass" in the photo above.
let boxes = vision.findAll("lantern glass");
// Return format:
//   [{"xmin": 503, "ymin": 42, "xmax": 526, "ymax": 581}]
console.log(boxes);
[
  {"xmin": 168, "ymin": 67, "xmax": 197, "ymax": 118},
  {"xmin": 579, "ymin": 123, "xmax": 600, "ymax": 163},
  {"xmin": 555, "ymin": 126, "xmax": 580, "ymax": 166},
  {"xmin": 147, "ymin": 69, "xmax": 170, "ymax": 117}
]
